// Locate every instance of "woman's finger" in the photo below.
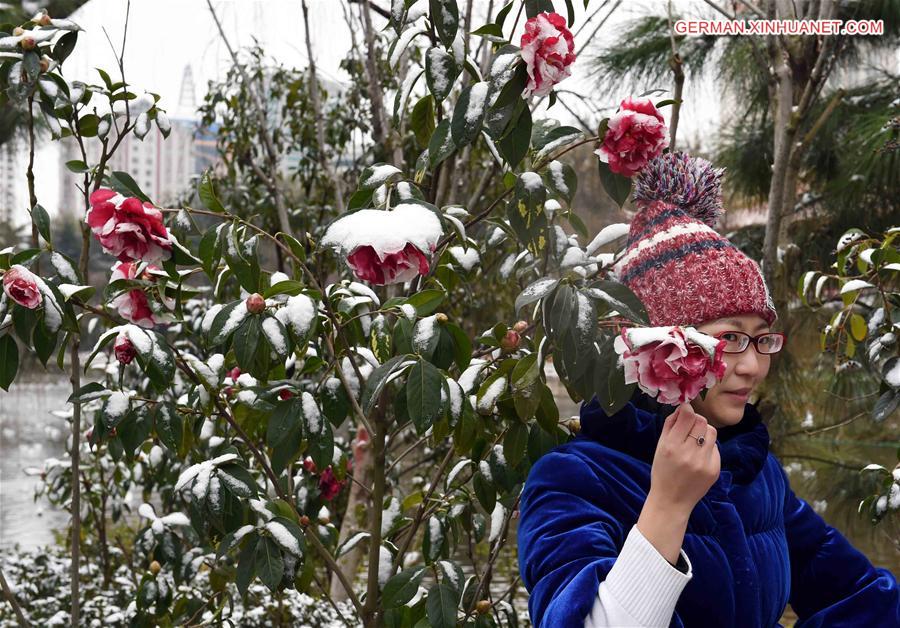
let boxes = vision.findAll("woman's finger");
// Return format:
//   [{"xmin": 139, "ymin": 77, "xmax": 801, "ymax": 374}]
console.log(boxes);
[
  {"xmin": 703, "ymin": 424, "xmax": 718, "ymax": 458},
  {"xmin": 669, "ymin": 403, "xmax": 695, "ymax": 440},
  {"xmin": 684, "ymin": 415, "xmax": 708, "ymax": 444},
  {"xmin": 662, "ymin": 405, "xmax": 683, "ymax": 435}
]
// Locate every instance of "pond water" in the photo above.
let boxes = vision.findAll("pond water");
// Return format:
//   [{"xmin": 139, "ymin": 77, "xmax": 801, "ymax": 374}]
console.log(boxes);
[{"xmin": 0, "ymin": 379, "xmax": 72, "ymax": 550}]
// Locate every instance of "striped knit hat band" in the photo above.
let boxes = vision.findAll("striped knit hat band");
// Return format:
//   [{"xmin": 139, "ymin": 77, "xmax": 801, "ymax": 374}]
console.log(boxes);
[{"xmin": 614, "ymin": 152, "xmax": 777, "ymax": 328}]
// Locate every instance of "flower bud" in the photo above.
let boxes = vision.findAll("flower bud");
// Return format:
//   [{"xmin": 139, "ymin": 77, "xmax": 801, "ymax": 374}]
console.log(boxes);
[
  {"xmin": 109, "ymin": 426, "xmax": 117, "ymax": 437},
  {"xmin": 227, "ymin": 366, "xmax": 241, "ymax": 381},
  {"xmin": 149, "ymin": 560, "xmax": 161, "ymax": 575},
  {"xmin": 20, "ymin": 36, "xmax": 36, "ymax": 51},
  {"xmin": 435, "ymin": 313, "xmax": 448, "ymax": 324},
  {"xmin": 299, "ymin": 515, "xmax": 310, "ymax": 526},
  {"xmin": 513, "ymin": 320, "xmax": 528, "ymax": 333},
  {"xmin": 476, "ymin": 600, "xmax": 491, "ymax": 615},
  {"xmin": 114, "ymin": 333, "xmax": 136, "ymax": 365},
  {"xmin": 13, "ymin": 27, "xmax": 24, "ymax": 36},
  {"xmin": 566, "ymin": 418, "xmax": 581, "ymax": 434},
  {"xmin": 278, "ymin": 389, "xmax": 294, "ymax": 400},
  {"xmin": 500, "ymin": 330, "xmax": 521, "ymax": 353},
  {"xmin": 39, "ymin": 57, "xmax": 50, "ymax": 73},
  {"xmin": 246, "ymin": 293, "xmax": 266, "ymax": 314}
]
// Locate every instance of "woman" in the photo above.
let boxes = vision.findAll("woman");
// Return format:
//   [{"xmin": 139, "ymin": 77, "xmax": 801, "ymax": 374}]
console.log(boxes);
[{"xmin": 517, "ymin": 152, "xmax": 899, "ymax": 627}]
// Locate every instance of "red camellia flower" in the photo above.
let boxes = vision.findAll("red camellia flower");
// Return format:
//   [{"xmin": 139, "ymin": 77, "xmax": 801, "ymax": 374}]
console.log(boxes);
[
  {"xmin": 347, "ymin": 243, "xmax": 431, "ymax": 285},
  {"xmin": 114, "ymin": 331, "xmax": 137, "ymax": 365},
  {"xmin": 520, "ymin": 12, "xmax": 576, "ymax": 98},
  {"xmin": 319, "ymin": 466, "xmax": 346, "ymax": 501},
  {"xmin": 110, "ymin": 261, "xmax": 157, "ymax": 328},
  {"xmin": 86, "ymin": 188, "xmax": 172, "ymax": 263},
  {"xmin": 613, "ymin": 326, "xmax": 726, "ymax": 405},
  {"xmin": 321, "ymin": 204, "xmax": 443, "ymax": 286},
  {"xmin": 594, "ymin": 97, "xmax": 670, "ymax": 177},
  {"xmin": 2, "ymin": 264, "xmax": 42, "ymax": 309}
]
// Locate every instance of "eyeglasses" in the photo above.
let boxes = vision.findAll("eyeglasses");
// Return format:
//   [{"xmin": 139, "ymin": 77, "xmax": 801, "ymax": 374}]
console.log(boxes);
[{"xmin": 712, "ymin": 331, "xmax": 786, "ymax": 354}]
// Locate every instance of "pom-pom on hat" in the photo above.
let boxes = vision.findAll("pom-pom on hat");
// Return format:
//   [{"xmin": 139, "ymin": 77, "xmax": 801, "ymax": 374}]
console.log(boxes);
[{"xmin": 614, "ymin": 151, "xmax": 777, "ymax": 327}]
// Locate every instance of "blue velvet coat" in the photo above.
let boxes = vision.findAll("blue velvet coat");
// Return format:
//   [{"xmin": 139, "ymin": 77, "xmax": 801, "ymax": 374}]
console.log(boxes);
[{"xmin": 518, "ymin": 394, "xmax": 900, "ymax": 627}]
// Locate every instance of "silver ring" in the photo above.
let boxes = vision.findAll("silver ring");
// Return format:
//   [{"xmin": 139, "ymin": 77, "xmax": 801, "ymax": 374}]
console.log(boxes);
[{"xmin": 688, "ymin": 433, "xmax": 705, "ymax": 446}]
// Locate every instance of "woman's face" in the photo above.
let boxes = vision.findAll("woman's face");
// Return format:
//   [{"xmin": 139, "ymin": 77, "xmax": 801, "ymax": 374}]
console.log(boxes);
[{"xmin": 690, "ymin": 314, "xmax": 772, "ymax": 428}]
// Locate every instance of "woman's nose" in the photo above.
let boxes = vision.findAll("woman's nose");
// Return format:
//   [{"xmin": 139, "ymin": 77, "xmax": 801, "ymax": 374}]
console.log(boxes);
[{"xmin": 733, "ymin": 345, "xmax": 761, "ymax": 377}]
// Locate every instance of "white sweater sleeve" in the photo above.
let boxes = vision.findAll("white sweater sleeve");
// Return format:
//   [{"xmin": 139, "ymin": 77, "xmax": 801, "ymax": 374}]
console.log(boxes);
[{"xmin": 584, "ymin": 524, "xmax": 692, "ymax": 627}]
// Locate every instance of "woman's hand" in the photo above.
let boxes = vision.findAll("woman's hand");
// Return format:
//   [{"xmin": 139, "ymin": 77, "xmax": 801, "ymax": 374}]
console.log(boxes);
[
  {"xmin": 648, "ymin": 403, "xmax": 720, "ymax": 514},
  {"xmin": 636, "ymin": 404, "xmax": 720, "ymax": 564}
]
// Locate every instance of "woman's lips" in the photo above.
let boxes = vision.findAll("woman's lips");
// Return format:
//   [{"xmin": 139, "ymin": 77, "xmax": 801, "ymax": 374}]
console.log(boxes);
[{"xmin": 724, "ymin": 388, "xmax": 751, "ymax": 400}]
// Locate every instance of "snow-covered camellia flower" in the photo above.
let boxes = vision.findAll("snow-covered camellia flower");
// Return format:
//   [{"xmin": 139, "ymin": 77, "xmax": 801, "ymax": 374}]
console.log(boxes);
[
  {"xmin": 613, "ymin": 326, "xmax": 726, "ymax": 405},
  {"xmin": 86, "ymin": 188, "xmax": 172, "ymax": 263},
  {"xmin": 321, "ymin": 203, "xmax": 443, "ymax": 285},
  {"xmin": 109, "ymin": 261, "xmax": 157, "ymax": 328},
  {"xmin": 114, "ymin": 332, "xmax": 136, "ymax": 365},
  {"xmin": 520, "ymin": 12, "xmax": 576, "ymax": 98},
  {"xmin": 595, "ymin": 97, "xmax": 670, "ymax": 177},
  {"xmin": 2, "ymin": 264, "xmax": 42, "ymax": 309}
]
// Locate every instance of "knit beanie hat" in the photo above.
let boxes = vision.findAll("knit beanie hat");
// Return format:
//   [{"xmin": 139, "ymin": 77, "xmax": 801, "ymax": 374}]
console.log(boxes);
[{"xmin": 612, "ymin": 151, "xmax": 777, "ymax": 327}]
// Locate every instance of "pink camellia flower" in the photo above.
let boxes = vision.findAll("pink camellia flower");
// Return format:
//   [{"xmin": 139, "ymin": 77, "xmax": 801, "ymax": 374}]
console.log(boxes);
[
  {"xmin": 520, "ymin": 12, "xmax": 576, "ymax": 98},
  {"xmin": 2, "ymin": 264, "xmax": 42, "ymax": 309},
  {"xmin": 613, "ymin": 326, "xmax": 726, "ymax": 405},
  {"xmin": 595, "ymin": 97, "xmax": 670, "ymax": 177},
  {"xmin": 86, "ymin": 188, "xmax": 172, "ymax": 263},
  {"xmin": 319, "ymin": 466, "xmax": 346, "ymax": 501},
  {"xmin": 109, "ymin": 261, "xmax": 157, "ymax": 328},
  {"xmin": 114, "ymin": 332, "xmax": 137, "ymax": 365},
  {"xmin": 321, "ymin": 204, "xmax": 443, "ymax": 286}
]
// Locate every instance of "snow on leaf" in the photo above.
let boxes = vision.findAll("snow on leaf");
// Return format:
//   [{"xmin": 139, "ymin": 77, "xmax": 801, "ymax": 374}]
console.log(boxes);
[
  {"xmin": 265, "ymin": 520, "xmax": 302, "ymax": 556},
  {"xmin": 840, "ymin": 279, "xmax": 875, "ymax": 295},
  {"xmin": 448, "ymin": 246, "xmax": 480, "ymax": 271},
  {"xmin": 337, "ymin": 531, "xmax": 371, "ymax": 557},
  {"xmin": 586, "ymin": 223, "xmax": 629, "ymax": 256}
]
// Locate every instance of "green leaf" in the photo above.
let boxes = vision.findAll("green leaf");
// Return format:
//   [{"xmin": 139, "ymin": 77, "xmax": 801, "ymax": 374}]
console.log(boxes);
[
  {"xmin": 515, "ymin": 277, "xmax": 559, "ymax": 313},
  {"xmin": 109, "ymin": 170, "xmax": 152, "ymax": 203},
  {"xmin": 268, "ymin": 516, "xmax": 306, "ymax": 557},
  {"xmin": 234, "ymin": 317, "xmax": 268, "ymax": 379},
  {"xmin": 428, "ymin": 119, "xmax": 456, "ymax": 169},
  {"xmin": 67, "ymin": 381, "xmax": 107, "ymax": 403},
  {"xmin": 406, "ymin": 289, "xmax": 446, "ymax": 315},
  {"xmin": 154, "ymin": 403, "xmax": 183, "ymax": 454},
  {"xmin": 543, "ymin": 160, "xmax": 578, "ymax": 204},
  {"xmin": 255, "ymin": 536, "xmax": 284, "ymax": 592},
  {"xmin": 426, "ymin": 582, "xmax": 458, "ymax": 628},
  {"xmin": 564, "ymin": 0, "xmax": 576, "ymax": 26},
  {"xmin": 473, "ymin": 471, "xmax": 495, "ymax": 513},
  {"xmin": 429, "ymin": 0, "xmax": 460, "ymax": 48},
  {"xmin": 218, "ymin": 463, "xmax": 258, "ymax": 498},
  {"xmin": 198, "ymin": 170, "xmax": 226, "ymax": 213},
  {"xmin": 425, "ymin": 47, "xmax": 458, "ymax": 103},
  {"xmin": 32, "ymin": 320, "xmax": 57, "ymax": 367},
  {"xmin": 873, "ymin": 389, "xmax": 900, "ymax": 422},
  {"xmin": 383, "ymin": 567, "xmax": 427, "ymax": 608},
  {"xmin": 360, "ymin": 163, "xmax": 404, "ymax": 191},
  {"xmin": 407, "ymin": 359, "xmax": 444, "ymax": 434},
  {"xmin": 583, "ymin": 280, "xmax": 650, "ymax": 325},
  {"xmin": 525, "ymin": 0, "xmax": 555, "ymax": 17},
  {"xmin": 471, "ymin": 23, "xmax": 506, "ymax": 41},
  {"xmin": 52, "ymin": 31, "xmax": 78, "ymax": 63},
  {"xmin": 0, "ymin": 335, "xmax": 19, "ymax": 391},
  {"xmin": 361, "ymin": 355, "xmax": 408, "ymax": 416},
  {"xmin": 410, "ymin": 95, "xmax": 436, "ymax": 147},
  {"xmin": 208, "ymin": 300, "xmax": 245, "ymax": 345},
  {"xmin": 235, "ymin": 536, "xmax": 257, "ymax": 597},
  {"xmin": 503, "ymin": 421, "xmax": 528, "ymax": 466},
  {"xmin": 450, "ymin": 82, "xmax": 489, "ymax": 148},
  {"xmin": 65, "ymin": 159, "xmax": 89, "ymax": 173},
  {"xmin": 267, "ymin": 398, "xmax": 302, "ymax": 447},
  {"xmin": 597, "ymin": 161, "xmax": 632, "ymax": 208}
]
